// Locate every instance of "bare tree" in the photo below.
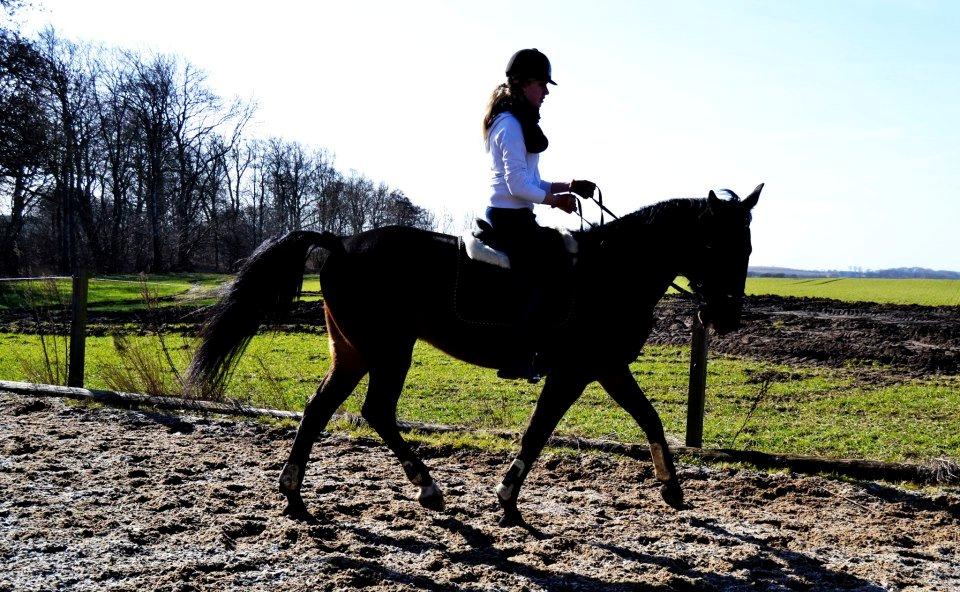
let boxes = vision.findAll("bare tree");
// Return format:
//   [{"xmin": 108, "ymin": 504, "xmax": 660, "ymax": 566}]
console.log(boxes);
[
  {"xmin": 126, "ymin": 51, "xmax": 174, "ymax": 271},
  {"xmin": 167, "ymin": 60, "xmax": 252, "ymax": 269},
  {"xmin": 90, "ymin": 52, "xmax": 139, "ymax": 271},
  {"xmin": 0, "ymin": 25, "xmax": 439, "ymax": 275},
  {"xmin": 0, "ymin": 27, "xmax": 49, "ymax": 274},
  {"xmin": 37, "ymin": 29, "xmax": 102, "ymax": 273},
  {"xmin": 386, "ymin": 189, "xmax": 434, "ymax": 230}
]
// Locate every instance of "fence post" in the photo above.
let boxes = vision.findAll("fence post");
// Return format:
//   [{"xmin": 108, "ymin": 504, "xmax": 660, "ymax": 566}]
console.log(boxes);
[
  {"xmin": 685, "ymin": 314, "xmax": 709, "ymax": 447},
  {"xmin": 68, "ymin": 271, "xmax": 88, "ymax": 388}
]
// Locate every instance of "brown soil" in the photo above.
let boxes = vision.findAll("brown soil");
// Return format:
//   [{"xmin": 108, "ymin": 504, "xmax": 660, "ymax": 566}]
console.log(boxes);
[
  {"xmin": 651, "ymin": 296, "xmax": 960, "ymax": 375},
  {"xmin": 3, "ymin": 394, "xmax": 958, "ymax": 591}
]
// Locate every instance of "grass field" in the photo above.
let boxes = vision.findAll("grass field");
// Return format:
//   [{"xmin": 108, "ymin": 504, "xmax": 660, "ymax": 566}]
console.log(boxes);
[
  {"xmin": 0, "ymin": 274, "xmax": 227, "ymax": 311},
  {"xmin": 2, "ymin": 272, "xmax": 956, "ymax": 466},
  {"xmin": 2, "ymin": 331, "xmax": 957, "ymax": 464},
  {"xmin": 744, "ymin": 277, "xmax": 960, "ymax": 306},
  {"xmin": 0, "ymin": 274, "xmax": 323, "ymax": 312},
  {"xmin": 2, "ymin": 274, "xmax": 957, "ymax": 311}
]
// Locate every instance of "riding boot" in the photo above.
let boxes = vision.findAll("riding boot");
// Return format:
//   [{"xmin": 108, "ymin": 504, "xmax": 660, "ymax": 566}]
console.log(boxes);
[{"xmin": 497, "ymin": 285, "xmax": 544, "ymax": 383}]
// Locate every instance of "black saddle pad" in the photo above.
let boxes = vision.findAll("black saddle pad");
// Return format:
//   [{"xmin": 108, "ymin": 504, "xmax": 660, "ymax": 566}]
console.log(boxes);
[{"xmin": 453, "ymin": 240, "xmax": 574, "ymax": 328}]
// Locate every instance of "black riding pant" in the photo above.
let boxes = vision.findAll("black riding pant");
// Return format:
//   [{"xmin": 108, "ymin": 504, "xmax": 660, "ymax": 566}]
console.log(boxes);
[{"xmin": 485, "ymin": 207, "xmax": 569, "ymax": 348}]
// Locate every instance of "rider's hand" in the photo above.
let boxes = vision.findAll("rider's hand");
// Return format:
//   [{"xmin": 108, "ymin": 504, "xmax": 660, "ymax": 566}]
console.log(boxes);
[
  {"xmin": 570, "ymin": 179, "xmax": 596, "ymax": 198},
  {"xmin": 545, "ymin": 193, "xmax": 577, "ymax": 214}
]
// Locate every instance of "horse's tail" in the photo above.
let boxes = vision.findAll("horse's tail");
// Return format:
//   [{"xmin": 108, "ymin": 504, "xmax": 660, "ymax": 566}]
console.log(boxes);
[{"xmin": 186, "ymin": 230, "xmax": 344, "ymax": 396}]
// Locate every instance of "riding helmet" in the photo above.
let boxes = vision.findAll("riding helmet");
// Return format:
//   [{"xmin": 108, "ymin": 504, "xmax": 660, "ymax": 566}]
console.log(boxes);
[{"xmin": 505, "ymin": 48, "xmax": 557, "ymax": 85}]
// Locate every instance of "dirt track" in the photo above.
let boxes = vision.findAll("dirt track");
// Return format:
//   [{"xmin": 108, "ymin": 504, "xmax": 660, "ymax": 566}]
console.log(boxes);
[{"xmin": 3, "ymin": 393, "xmax": 959, "ymax": 591}]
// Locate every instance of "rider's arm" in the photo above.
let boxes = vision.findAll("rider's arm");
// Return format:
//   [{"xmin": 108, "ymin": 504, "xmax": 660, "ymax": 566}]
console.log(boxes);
[{"xmin": 493, "ymin": 115, "xmax": 549, "ymax": 204}]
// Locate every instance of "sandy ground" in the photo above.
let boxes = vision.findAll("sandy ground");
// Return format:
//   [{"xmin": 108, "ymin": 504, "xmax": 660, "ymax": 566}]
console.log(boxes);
[{"xmin": 2, "ymin": 393, "xmax": 959, "ymax": 591}]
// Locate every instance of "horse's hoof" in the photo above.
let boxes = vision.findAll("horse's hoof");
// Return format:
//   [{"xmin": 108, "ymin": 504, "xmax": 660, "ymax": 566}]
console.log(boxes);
[
  {"xmin": 282, "ymin": 492, "xmax": 310, "ymax": 520},
  {"xmin": 417, "ymin": 482, "xmax": 445, "ymax": 512},
  {"xmin": 497, "ymin": 496, "xmax": 524, "ymax": 527},
  {"xmin": 498, "ymin": 508, "xmax": 524, "ymax": 528},
  {"xmin": 660, "ymin": 481, "xmax": 685, "ymax": 510}
]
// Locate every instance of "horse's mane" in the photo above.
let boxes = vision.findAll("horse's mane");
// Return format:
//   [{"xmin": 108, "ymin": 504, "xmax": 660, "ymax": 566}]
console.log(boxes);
[{"xmin": 576, "ymin": 197, "xmax": 708, "ymax": 243}]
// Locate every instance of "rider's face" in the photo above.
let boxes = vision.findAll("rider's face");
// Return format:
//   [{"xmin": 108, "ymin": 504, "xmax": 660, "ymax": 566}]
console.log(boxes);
[{"xmin": 522, "ymin": 80, "xmax": 549, "ymax": 109}]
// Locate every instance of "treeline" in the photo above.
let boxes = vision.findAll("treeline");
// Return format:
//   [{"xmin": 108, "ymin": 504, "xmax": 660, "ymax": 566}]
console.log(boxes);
[
  {"xmin": 0, "ymin": 21, "xmax": 434, "ymax": 276},
  {"xmin": 749, "ymin": 267, "xmax": 960, "ymax": 279}
]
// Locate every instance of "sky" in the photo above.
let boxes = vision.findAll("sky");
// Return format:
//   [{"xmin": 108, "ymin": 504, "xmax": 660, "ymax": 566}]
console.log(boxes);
[{"xmin": 13, "ymin": 0, "xmax": 960, "ymax": 271}]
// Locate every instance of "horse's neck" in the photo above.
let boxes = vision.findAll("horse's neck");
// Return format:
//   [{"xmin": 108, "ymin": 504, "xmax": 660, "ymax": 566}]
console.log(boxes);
[{"xmin": 579, "ymin": 218, "xmax": 691, "ymax": 294}]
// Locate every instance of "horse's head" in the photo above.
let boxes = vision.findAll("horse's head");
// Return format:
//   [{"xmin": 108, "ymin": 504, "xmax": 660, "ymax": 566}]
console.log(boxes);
[{"xmin": 686, "ymin": 183, "xmax": 763, "ymax": 335}]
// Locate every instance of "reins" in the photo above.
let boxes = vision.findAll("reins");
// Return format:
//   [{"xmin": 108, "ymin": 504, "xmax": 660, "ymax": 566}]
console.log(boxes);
[
  {"xmin": 575, "ymin": 186, "xmax": 616, "ymax": 231},
  {"xmin": 576, "ymin": 186, "xmax": 700, "ymax": 303}
]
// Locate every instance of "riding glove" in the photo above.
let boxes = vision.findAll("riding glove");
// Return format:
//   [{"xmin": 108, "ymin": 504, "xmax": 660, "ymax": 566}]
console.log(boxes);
[{"xmin": 570, "ymin": 179, "xmax": 596, "ymax": 198}]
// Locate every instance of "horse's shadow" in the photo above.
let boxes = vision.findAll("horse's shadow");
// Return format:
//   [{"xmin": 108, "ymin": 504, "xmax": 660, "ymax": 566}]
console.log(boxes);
[
  {"xmin": 858, "ymin": 480, "xmax": 960, "ymax": 518},
  {"xmin": 338, "ymin": 516, "xmax": 673, "ymax": 591},
  {"xmin": 600, "ymin": 515, "xmax": 886, "ymax": 591},
  {"xmin": 323, "ymin": 511, "xmax": 886, "ymax": 591}
]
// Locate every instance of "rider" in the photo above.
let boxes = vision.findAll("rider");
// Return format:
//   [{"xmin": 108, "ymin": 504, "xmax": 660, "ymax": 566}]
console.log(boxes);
[{"xmin": 482, "ymin": 48, "xmax": 596, "ymax": 380}]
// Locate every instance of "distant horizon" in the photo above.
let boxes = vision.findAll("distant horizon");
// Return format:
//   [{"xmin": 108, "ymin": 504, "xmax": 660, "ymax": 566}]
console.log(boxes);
[{"xmin": 749, "ymin": 264, "xmax": 960, "ymax": 277}]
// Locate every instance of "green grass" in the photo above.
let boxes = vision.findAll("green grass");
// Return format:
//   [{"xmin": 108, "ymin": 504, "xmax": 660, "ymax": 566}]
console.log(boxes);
[
  {"xmin": 3, "ymin": 274, "xmax": 954, "ymax": 315},
  {"xmin": 745, "ymin": 277, "xmax": 960, "ymax": 306},
  {"xmin": 2, "ymin": 331, "xmax": 957, "ymax": 463},
  {"xmin": 0, "ymin": 274, "xmax": 230, "ymax": 312},
  {"xmin": 0, "ymin": 273, "xmax": 325, "ymax": 312}
]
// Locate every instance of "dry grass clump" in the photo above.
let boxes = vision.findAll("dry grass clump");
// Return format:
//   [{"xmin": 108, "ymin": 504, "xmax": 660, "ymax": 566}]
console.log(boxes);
[
  {"xmin": 100, "ymin": 276, "xmax": 195, "ymax": 398},
  {"xmin": 18, "ymin": 279, "xmax": 69, "ymax": 385}
]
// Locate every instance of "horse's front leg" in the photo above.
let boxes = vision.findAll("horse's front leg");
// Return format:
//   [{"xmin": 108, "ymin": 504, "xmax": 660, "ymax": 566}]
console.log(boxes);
[
  {"xmin": 597, "ymin": 365, "xmax": 684, "ymax": 509},
  {"xmin": 496, "ymin": 371, "xmax": 589, "ymax": 527}
]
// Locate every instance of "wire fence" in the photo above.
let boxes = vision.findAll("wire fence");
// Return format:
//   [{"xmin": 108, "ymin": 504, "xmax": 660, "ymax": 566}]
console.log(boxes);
[
  {"xmin": 1, "ymin": 272, "xmax": 714, "ymax": 445},
  {"xmin": 0, "ymin": 275, "xmax": 190, "ymax": 286}
]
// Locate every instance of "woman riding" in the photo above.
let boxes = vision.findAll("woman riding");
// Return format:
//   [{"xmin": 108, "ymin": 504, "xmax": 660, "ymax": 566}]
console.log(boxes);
[{"xmin": 482, "ymin": 48, "xmax": 595, "ymax": 380}]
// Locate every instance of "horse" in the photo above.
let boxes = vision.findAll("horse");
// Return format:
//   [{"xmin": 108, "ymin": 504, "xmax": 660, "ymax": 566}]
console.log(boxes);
[{"xmin": 186, "ymin": 184, "xmax": 762, "ymax": 526}]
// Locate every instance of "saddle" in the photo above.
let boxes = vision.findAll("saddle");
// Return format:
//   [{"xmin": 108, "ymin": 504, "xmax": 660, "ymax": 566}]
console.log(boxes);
[
  {"xmin": 461, "ymin": 219, "xmax": 579, "ymax": 270},
  {"xmin": 454, "ymin": 220, "xmax": 577, "ymax": 328}
]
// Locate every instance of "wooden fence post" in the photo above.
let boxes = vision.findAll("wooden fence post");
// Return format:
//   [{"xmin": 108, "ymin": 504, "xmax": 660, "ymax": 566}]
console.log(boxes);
[
  {"xmin": 68, "ymin": 271, "xmax": 88, "ymax": 388},
  {"xmin": 685, "ymin": 314, "xmax": 709, "ymax": 447}
]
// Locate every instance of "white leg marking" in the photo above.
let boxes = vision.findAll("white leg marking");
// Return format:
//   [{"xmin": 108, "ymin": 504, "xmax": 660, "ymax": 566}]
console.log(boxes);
[
  {"xmin": 280, "ymin": 463, "xmax": 300, "ymax": 491},
  {"xmin": 402, "ymin": 460, "xmax": 425, "ymax": 485},
  {"xmin": 419, "ymin": 482, "xmax": 441, "ymax": 501},
  {"xmin": 496, "ymin": 459, "xmax": 526, "ymax": 501},
  {"xmin": 650, "ymin": 442, "xmax": 670, "ymax": 481}
]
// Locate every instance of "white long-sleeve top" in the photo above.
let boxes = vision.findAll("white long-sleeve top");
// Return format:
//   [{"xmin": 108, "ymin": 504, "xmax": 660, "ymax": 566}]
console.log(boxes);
[{"xmin": 486, "ymin": 112, "xmax": 553, "ymax": 209}]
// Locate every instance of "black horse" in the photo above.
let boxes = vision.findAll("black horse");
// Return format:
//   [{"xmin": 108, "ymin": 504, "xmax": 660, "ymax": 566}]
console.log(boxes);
[{"xmin": 187, "ymin": 184, "xmax": 762, "ymax": 526}]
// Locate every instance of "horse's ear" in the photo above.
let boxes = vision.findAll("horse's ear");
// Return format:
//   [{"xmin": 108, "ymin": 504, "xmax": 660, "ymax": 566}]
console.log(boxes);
[
  {"xmin": 742, "ymin": 183, "xmax": 763, "ymax": 210},
  {"xmin": 708, "ymin": 190, "xmax": 722, "ymax": 209}
]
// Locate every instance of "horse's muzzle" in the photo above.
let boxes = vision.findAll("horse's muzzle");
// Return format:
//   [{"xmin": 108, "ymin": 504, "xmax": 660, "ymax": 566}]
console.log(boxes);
[{"xmin": 699, "ymin": 297, "xmax": 743, "ymax": 335}]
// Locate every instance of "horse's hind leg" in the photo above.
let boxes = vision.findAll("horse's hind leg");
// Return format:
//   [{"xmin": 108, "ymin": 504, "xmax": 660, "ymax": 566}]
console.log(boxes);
[
  {"xmin": 597, "ymin": 365, "xmax": 684, "ymax": 509},
  {"xmin": 361, "ymin": 351, "xmax": 445, "ymax": 512},
  {"xmin": 280, "ymin": 309, "xmax": 366, "ymax": 517}
]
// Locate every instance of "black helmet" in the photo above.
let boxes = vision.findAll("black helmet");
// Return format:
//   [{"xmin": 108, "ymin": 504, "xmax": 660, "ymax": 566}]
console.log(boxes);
[{"xmin": 505, "ymin": 48, "xmax": 557, "ymax": 85}]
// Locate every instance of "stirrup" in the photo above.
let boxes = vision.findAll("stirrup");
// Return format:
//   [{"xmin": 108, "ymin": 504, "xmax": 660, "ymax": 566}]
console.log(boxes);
[
  {"xmin": 496, "ymin": 356, "xmax": 543, "ymax": 383},
  {"xmin": 496, "ymin": 368, "xmax": 543, "ymax": 384}
]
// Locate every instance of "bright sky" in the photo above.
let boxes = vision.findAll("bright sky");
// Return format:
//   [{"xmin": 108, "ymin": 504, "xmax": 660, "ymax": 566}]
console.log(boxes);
[{"xmin": 15, "ymin": 0, "xmax": 960, "ymax": 271}]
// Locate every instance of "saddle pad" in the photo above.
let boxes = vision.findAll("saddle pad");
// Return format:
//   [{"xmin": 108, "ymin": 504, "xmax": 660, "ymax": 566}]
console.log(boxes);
[
  {"xmin": 453, "ymin": 239, "xmax": 574, "ymax": 328},
  {"xmin": 460, "ymin": 229, "xmax": 580, "ymax": 269}
]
